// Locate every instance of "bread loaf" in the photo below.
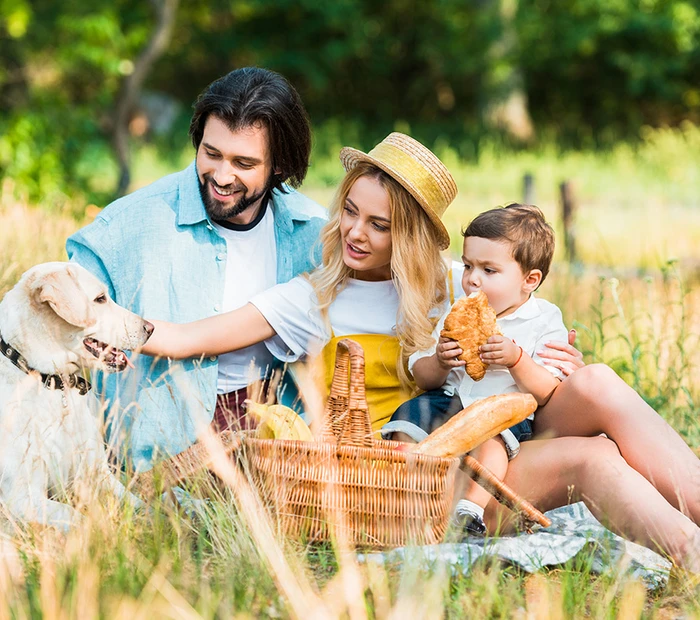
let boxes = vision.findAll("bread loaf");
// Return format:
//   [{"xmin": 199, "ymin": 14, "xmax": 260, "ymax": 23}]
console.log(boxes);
[{"xmin": 413, "ymin": 393, "xmax": 537, "ymax": 458}]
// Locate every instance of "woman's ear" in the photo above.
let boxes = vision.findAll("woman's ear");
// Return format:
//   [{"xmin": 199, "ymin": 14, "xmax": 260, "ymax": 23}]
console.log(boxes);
[{"xmin": 523, "ymin": 269, "xmax": 542, "ymax": 293}]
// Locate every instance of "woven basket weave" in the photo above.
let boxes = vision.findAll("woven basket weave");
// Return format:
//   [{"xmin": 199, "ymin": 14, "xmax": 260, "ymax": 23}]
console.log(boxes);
[{"xmin": 241, "ymin": 338, "xmax": 460, "ymax": 548}]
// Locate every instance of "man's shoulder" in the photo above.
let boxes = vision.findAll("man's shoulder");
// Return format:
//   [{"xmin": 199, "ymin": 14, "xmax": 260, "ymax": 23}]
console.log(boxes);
[
  {"xmin": 273, "ymin": 187, "xmax": 328, "ymax": 222},
  {"xmin": 94, "ymin": 166, "xmax": 193, "ymax": 225}
]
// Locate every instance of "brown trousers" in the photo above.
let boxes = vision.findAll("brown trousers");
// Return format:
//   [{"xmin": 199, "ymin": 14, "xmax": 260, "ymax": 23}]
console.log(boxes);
[{"xmin": 212, "ymin": 381, "xmax": 272, "ymax": 432}]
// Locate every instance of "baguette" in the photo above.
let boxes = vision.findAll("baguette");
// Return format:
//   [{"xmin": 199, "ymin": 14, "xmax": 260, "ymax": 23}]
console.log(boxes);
[{"xmin": 412, "ymin": 393, "xmax": 537, "ymax": 458}]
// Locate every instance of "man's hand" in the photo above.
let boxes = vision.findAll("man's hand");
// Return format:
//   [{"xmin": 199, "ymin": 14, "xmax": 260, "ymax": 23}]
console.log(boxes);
[
  {"xmin": 479, "ymin": 335, "xmax": 521, "ymax": 368},
  {"xmin": 435, "ymin": 336, "xmax": 466, "ymax": 370},
  {"xmin": 537, "ymin": 329, "xmax": 585, "ymax": 376}
]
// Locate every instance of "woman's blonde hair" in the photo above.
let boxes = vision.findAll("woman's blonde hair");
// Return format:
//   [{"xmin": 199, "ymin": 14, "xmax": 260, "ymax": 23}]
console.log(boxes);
[{"xmin": 308, "ymin": 161, "xmax": 448, "ymax": 386}]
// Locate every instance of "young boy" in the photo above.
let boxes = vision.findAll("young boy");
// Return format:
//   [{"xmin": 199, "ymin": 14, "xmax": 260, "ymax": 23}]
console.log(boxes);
[{"xmin": 388, "ymin": 203, "xmax": 569, "ymax": 534}]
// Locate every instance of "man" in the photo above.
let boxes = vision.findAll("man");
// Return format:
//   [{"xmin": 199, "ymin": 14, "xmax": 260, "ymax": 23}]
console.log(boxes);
[{"xmin": 68, "ymin": 67, "xmax": 327, "ymax": 472}]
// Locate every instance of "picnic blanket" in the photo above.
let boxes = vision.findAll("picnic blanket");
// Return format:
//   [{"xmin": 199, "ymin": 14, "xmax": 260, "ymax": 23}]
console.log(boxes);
[{"xmin": 359, "ymin": 502, "xmax": 672, "ymax": 591}]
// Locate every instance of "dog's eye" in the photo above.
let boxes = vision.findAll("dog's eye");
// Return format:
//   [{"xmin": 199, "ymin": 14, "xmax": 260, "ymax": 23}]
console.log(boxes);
[{"xmin": 94, "ymin": 294, "xmax": 107, "ymax": 304}]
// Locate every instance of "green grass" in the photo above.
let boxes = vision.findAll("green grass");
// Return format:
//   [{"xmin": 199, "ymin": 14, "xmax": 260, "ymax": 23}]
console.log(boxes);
[{"xmin": 1, "ymin": 129, "xmax": 700, "ymax": 617}]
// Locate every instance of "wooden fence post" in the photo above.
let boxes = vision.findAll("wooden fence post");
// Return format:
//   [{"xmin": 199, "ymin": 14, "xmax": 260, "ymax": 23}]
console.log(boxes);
[
  {"xmin": 523, "ymin": 173, "xmax": 534, "ymax": 205},
  {"xmin": 559, "ymin": 180, "xmax": 576, "ymax": 263}
]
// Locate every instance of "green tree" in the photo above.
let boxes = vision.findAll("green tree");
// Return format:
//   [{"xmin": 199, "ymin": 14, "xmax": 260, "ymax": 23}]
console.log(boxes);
[
  {"xmin": 516, "ymin": 0, "xmax": 700, "ymax": 145},
  {"xmin": 0, "ymin": 0, "xmax": 166, "ymax": 208},
  {"xmin": 2, "ymin": 0, "xmax": 699, "ymax": 205}
]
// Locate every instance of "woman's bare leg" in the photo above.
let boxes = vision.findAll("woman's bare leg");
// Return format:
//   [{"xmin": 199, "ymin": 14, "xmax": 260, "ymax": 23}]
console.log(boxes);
[
  {"xmin": 483, "ymin": 436, "xmax": 700, "ymax": 571},
  {"xmin": 534, "ymin": 364, "xmax": 700, "ymax": 524}
]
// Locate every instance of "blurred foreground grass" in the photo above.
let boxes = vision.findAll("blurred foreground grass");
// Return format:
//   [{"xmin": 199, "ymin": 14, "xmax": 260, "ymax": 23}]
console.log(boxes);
[{"xmin": 1, "ymin": 130, "xmax": 700, "ymax": 616}]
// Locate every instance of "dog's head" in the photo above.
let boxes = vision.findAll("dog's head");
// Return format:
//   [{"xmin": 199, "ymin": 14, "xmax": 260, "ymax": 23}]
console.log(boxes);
[{"xmin": 0, "ymin": 262, "xmax": 153, "ymax": 374}]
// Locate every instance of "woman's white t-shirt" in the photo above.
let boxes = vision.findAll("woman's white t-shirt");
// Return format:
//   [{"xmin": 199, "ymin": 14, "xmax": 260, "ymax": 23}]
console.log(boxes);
[{"xmin": 250, "ymin": 277, "xmax": 400, "ymax": 361}]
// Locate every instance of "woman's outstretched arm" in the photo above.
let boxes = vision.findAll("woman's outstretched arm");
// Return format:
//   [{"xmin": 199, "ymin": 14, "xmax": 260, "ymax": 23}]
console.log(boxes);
[{"xmin": 141, "ymin": 303, "xmax": 276, "ymax": 359}]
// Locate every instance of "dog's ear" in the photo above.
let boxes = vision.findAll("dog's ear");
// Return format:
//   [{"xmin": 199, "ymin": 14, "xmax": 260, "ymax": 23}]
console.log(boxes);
[{"xmin": 34, "ymin": 268, "xmax": 97, "ymax": 329}]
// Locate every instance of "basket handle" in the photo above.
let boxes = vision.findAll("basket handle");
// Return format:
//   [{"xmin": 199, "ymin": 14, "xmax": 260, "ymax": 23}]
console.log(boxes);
[
  {"xmin": 320, "ymin": 338, "xmax": 373, "ymax": 448},
  {"xmin": 461, "ymin": 454, "xmax": 551, "ymax": 528}
]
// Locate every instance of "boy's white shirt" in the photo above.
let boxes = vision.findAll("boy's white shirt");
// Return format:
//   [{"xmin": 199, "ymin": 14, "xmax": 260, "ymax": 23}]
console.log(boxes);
[{"xmin": 409, "ymin": 292, "xmax": 569, "ymax": 411}]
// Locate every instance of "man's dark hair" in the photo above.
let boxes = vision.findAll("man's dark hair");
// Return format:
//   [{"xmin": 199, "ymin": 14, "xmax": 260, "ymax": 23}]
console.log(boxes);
[{"xmin": 189, "ymin": 67, "xmax": 311, "ymax": 192}]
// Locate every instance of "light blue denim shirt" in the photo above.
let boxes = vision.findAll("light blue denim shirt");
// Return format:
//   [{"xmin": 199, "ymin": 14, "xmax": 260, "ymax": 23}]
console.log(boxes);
[{"xmin": 67, "ymin": 161, "xmax": 327, "ymax": 471}]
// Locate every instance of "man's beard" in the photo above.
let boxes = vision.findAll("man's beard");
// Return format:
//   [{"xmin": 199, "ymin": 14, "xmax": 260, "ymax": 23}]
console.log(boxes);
[{"xmin": 199, "ymin": 173, "xmax": 274, "ymax": 221}]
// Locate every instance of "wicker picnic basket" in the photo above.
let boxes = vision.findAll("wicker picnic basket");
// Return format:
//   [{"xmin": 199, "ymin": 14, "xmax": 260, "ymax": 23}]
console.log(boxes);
[{"xmin": 240, "ymin": 338, "xmax": 460, "ymax": 548}]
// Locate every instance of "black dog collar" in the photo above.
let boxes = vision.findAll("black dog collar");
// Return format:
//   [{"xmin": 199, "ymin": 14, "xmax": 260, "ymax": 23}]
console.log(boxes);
[{"xmin": 0, "ymin": 334, "xmax": 91, "ymax": 396}]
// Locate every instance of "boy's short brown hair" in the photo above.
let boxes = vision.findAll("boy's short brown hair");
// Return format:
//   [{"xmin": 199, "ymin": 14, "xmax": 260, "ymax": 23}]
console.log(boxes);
[{"xmin": 462, "ymin": 203, "xmax": 555, "ymax": 283}]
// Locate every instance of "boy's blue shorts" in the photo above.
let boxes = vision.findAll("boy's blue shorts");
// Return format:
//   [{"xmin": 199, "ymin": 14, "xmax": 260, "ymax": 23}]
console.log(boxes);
[{"xmin": 507, "ymin": 418, "xmax": 533, "ymax": 442}]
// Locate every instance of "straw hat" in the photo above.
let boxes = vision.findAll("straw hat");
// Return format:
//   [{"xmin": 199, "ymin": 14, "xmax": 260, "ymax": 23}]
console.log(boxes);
[{"xmin": 339, "ymin": 132, "xmax": 457, "ymax": 250}]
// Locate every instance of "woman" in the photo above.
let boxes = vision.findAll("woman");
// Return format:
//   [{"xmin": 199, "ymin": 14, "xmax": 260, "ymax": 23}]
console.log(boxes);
[
  {"xmin": 143, "ymin": 132, "xmax": 457, "ymax": 431},
  {"xmin": 143, "ymin": 134, "xmax": 700, "ymax": 573}
]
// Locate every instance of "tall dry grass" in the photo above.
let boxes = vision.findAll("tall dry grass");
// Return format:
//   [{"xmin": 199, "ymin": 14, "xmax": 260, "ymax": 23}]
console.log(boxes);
[{"xmin": 0, "ymin": 179, "xmax": 78, "ymax": 296}]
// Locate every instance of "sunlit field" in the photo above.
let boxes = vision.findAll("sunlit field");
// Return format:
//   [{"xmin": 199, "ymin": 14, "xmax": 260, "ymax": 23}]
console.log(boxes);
[{"xmin": 1, "ymin": 128, "xmax": 699, "ymax": 617}]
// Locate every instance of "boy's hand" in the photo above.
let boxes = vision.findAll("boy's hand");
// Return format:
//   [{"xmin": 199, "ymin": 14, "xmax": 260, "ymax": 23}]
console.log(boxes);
[
  {"xmin": 436, "ymin": 336, "xmax": 466, "ymax": 370},
  {"xmin": 479, "ymin": 335, "xmax": 521, "ymax": 368}
]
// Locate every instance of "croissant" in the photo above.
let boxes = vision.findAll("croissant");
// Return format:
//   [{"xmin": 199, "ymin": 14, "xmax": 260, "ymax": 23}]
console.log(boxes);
[{"xmin": 441, "ymin": 291, "xmax": 501, "ymax": 381}]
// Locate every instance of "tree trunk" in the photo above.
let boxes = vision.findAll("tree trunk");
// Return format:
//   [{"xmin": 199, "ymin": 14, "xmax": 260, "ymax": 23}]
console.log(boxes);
[
  {"xmin": 482, "ymin": 0, "xmax": 534, "ymax": 143},
  {"xmin": 112, "ymin": 0, "xmax": 179, "ymax": 199}
]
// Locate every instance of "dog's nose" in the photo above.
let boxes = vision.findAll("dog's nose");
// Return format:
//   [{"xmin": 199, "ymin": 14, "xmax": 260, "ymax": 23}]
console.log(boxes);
[{"xmin": 143, "ymin": 321, "xmax": 155, "ymax": 339}]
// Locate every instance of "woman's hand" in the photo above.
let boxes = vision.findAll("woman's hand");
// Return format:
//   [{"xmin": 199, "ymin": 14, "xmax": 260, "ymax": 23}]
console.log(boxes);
[
  {"xmin": 537, "ymin": 329, "xmax": 584, "ymax": 376},
  {"xmin": 435, "ymin": 336, "xmax": 465, "ymax": 370},
  {"xmin": 479, "ymin": 335, "xmax": 520, "ymax": 367}
]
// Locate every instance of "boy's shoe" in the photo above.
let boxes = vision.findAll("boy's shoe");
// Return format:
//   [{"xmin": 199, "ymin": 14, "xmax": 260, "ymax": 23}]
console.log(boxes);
[
  {"xmin": 453, "ymin": 500, "xmax": 487, "ymax": 537},
  {"xmin": 460, "ymin": 513, "xmax": 488, "ymax": 537}
]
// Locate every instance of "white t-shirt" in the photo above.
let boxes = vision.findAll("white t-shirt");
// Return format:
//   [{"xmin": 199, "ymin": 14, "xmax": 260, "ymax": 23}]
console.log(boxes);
[
  {"xmin": 212, "ymin": 204, "xmax": 277, "ymax": 393},
  {"xmin": 250, "ymin": 276, "xmax": 400, "ymax": 361},
  {"xmin": 409, "ymin": 294, "xmax": 568, "ymax": 410}
]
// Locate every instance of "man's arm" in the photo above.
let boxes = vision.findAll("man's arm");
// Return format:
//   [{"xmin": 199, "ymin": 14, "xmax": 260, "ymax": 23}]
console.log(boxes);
[{"xmin": 67, "ymin": 226, "xmax": 117, "ymax": 300}]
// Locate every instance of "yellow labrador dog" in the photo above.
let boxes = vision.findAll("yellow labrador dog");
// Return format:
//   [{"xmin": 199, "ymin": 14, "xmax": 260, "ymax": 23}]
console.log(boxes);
[{"xmin": 0, "ymin": 262, "xmax": 153, "ymax": 529}]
